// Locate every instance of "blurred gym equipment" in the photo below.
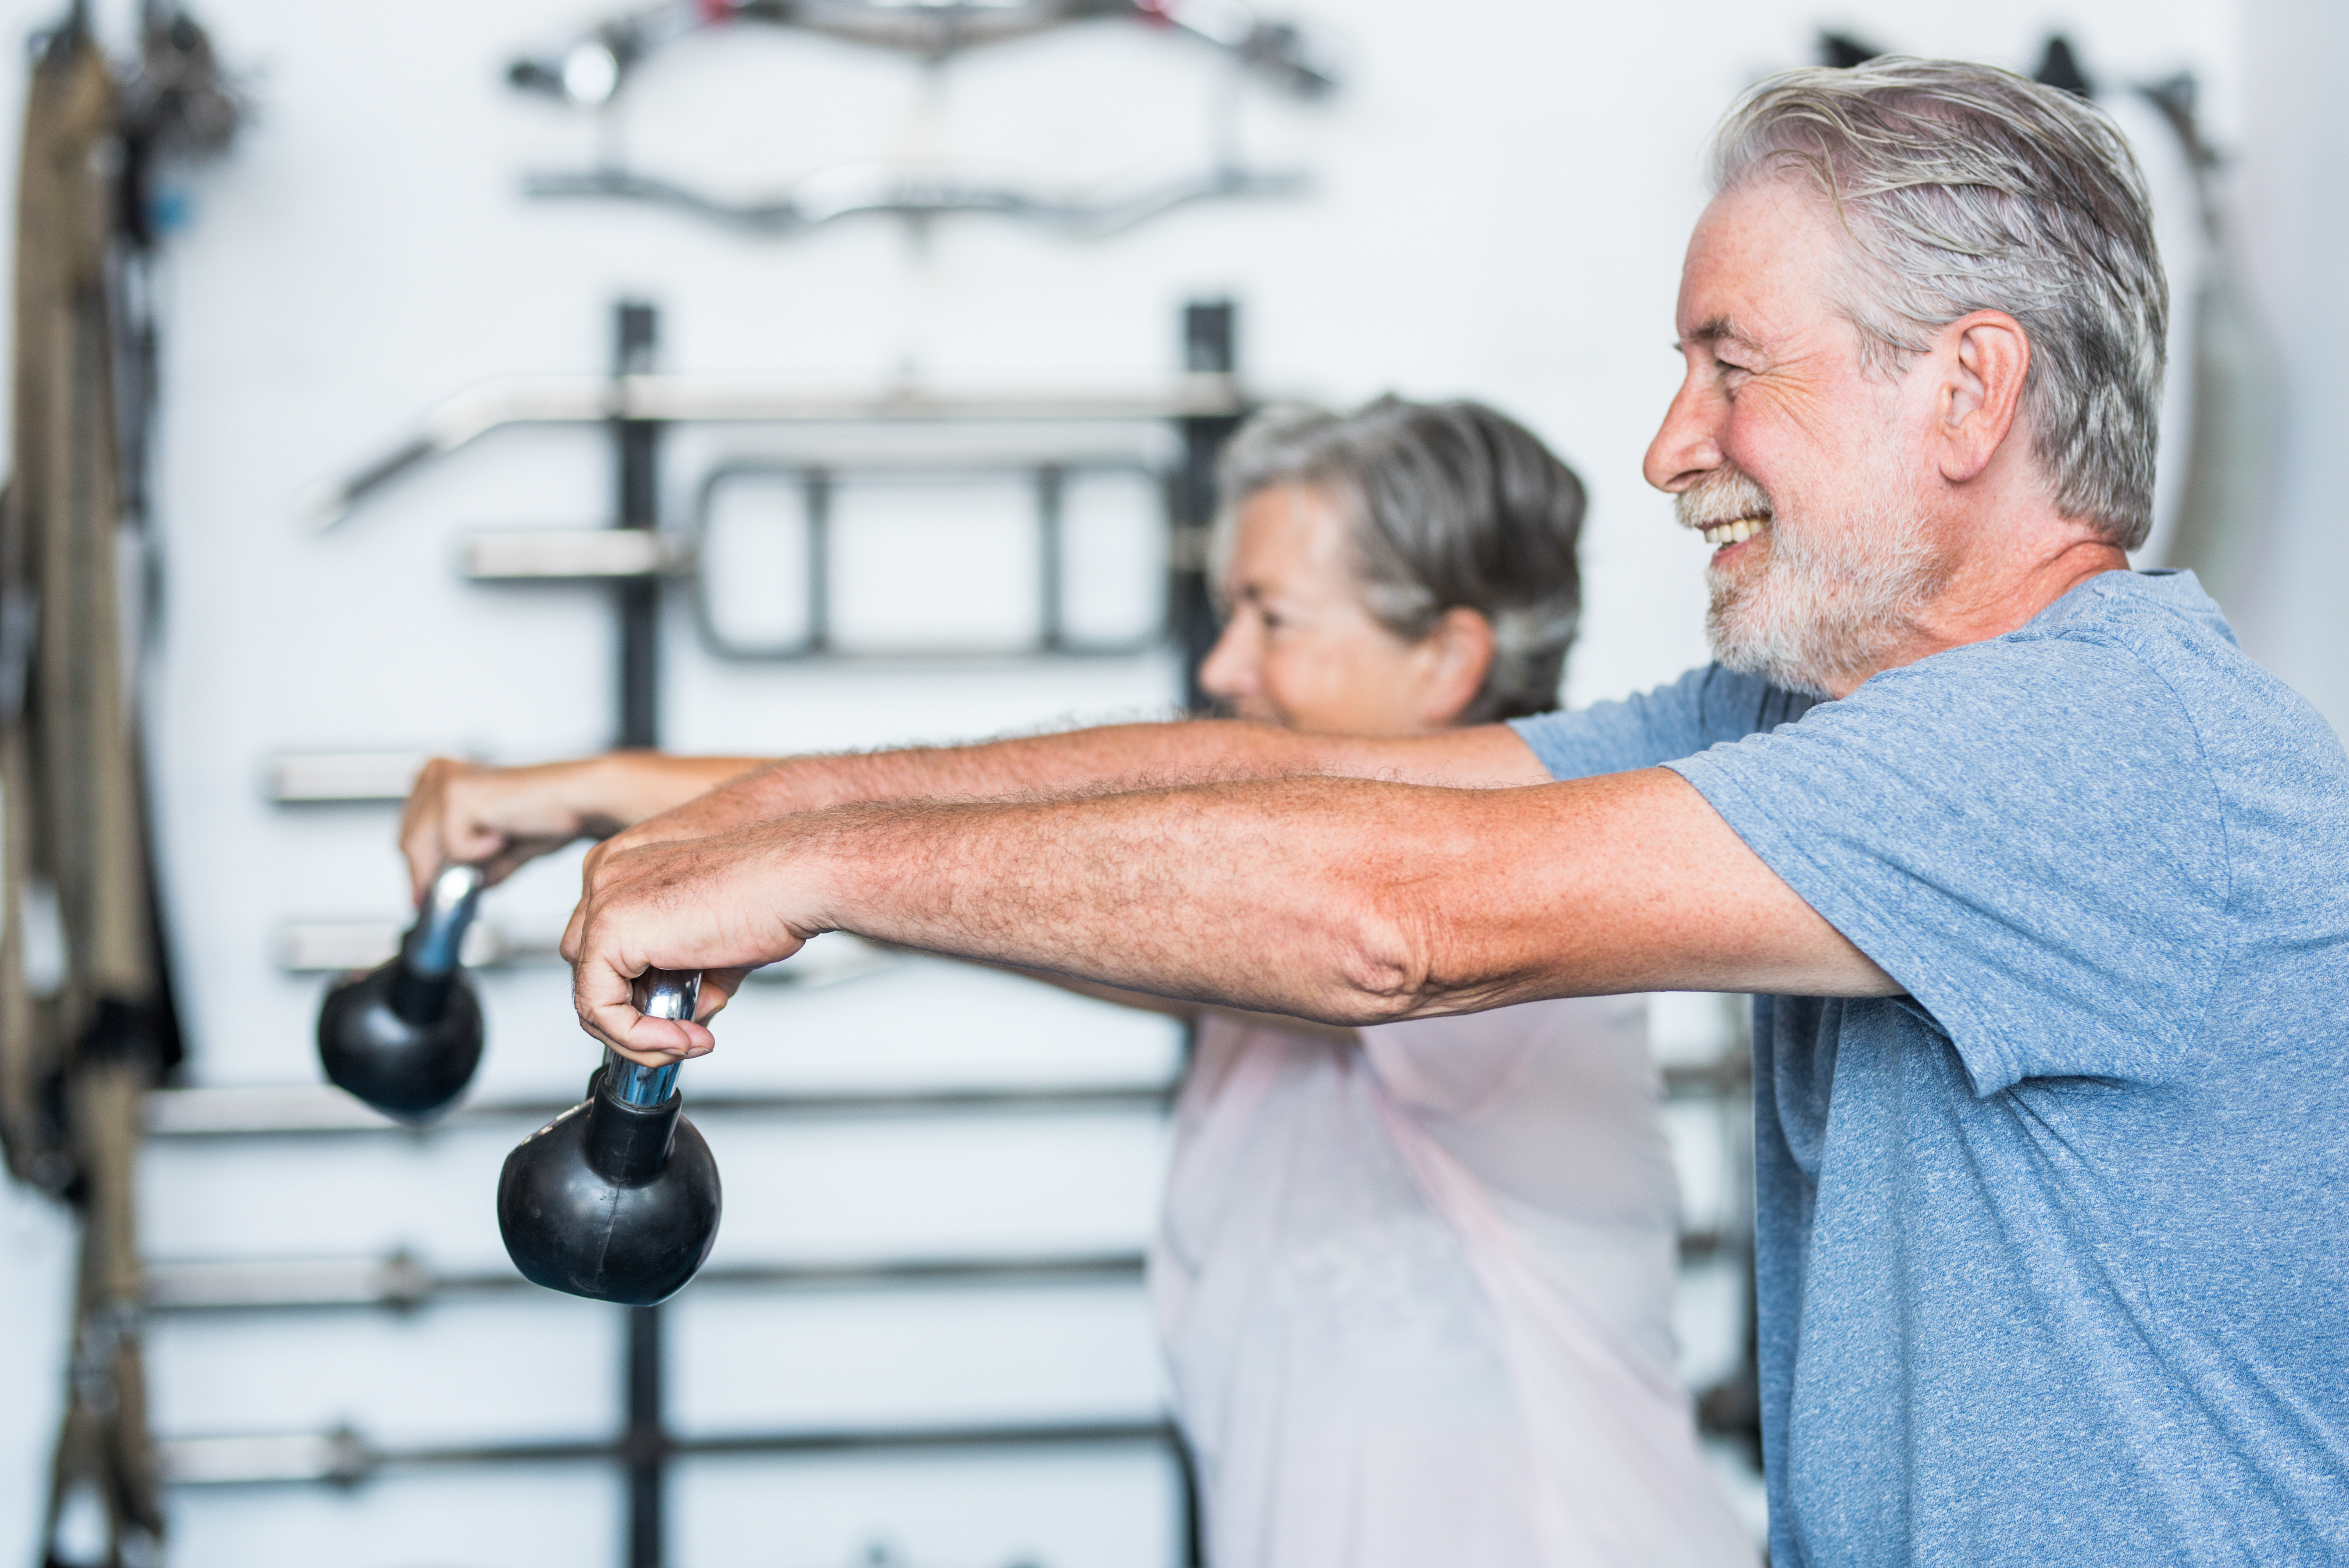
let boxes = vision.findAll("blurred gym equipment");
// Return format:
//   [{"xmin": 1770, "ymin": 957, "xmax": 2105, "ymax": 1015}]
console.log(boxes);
[
  {"xmin": 2, "ymin": 7, "xmax": 243, "ymax": 1559},
  {"xmin": 142, "ymin": 1067, "xmax": 1192, "ymax": 1568},
  {"xmin": 505, "ymin": 1, "xmax": 1333, "ymax": 237},
  {"xmin": 307, "ymin": 299, "xmax": 1247, "ymax": 700},
  {"xmin": 299, "ymin": 359, "xmax": 1247, "ymax": 532},
  {"xmin": 498, "ymin": 969, "xmax": 725, "ymax": 1307},
  {"xmin": 2134, "ymin": 69, "xmax": 2281, "ymax": 601},
  {"xmin": 521, "ymin": 160, "xmax": 1313, "ymax": 240},
  {"xmin": 506, "ymin": 0, "xmax": 1337, "ymax": 110},
  {"xmin": 315, "ymin": 863, "xmax": 487, "ymax": 1123}
]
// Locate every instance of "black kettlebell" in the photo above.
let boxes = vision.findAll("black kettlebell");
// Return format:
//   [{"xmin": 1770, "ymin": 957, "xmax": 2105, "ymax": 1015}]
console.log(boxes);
[
  {"xmin": 495, "ymin": 968, "xmax": 722, "ymax": 1306},
  {"xmin": 317, "ymin": 863, "xmax": 487, "ymax": 1124}
]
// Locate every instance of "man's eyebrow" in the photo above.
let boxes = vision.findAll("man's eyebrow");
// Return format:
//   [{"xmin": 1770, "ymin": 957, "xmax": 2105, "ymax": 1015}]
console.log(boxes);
[{"xmin": 1677, "ymin": 315, "xmax": 1760, "ymax": 352}]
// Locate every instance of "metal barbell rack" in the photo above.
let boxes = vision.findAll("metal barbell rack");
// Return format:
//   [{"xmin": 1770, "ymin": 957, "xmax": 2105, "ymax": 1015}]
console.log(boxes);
[{"xmin": 212, "ymin": 301, "xmax": 1255, "ymax": 1568}]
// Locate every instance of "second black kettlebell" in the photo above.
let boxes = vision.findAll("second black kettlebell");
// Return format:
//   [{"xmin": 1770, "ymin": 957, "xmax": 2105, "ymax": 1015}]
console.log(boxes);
[{"xmin": 317, "ymin": 863, "xmax": 487, "ymax": 1124}]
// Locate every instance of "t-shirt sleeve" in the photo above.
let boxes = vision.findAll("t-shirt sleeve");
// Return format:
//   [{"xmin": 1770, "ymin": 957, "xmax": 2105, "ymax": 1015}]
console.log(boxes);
[
  {"xmin": 1510, "ymin": 665, "xmax": 1816, "ymax": 782},
  {"xmin": 1666, "ymin": 635, "xmax": 2230, "ymax": 1093}
]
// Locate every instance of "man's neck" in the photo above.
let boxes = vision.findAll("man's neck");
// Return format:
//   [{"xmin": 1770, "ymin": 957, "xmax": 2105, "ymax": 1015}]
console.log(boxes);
[{"xmin": 1829, "ymin": 534, "xmax": 2130, "ymax": 698}]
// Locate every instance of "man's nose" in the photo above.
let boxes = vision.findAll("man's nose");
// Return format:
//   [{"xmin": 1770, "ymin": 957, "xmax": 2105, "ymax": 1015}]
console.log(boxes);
[
  {"xmin": 1196, "ymin": 614, "xmax": 1255, "ymax": 702},
  {"xmin": 1643, "ymin": 372, "xmax": 1725, "ymax": 494}
]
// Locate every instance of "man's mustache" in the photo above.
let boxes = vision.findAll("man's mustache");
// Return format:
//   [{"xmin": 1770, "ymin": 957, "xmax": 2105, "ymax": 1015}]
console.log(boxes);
[{"xmin": 1675, "ymin": 469, "xmax": 1775, "ymax": 534}]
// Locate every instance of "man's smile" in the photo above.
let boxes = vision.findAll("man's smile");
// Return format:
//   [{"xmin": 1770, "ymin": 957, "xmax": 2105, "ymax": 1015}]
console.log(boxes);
[
  {"xmin": 1697, "ymin": 515, "xmax": 1767, "ymax": 547},
  {"xmin": 1672, "ymin": 467, "xmax": 1777, "ymax": 562}
]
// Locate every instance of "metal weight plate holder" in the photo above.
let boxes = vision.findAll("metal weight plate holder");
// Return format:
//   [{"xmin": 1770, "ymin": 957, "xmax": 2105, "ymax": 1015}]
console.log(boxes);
[
  {"xmin": 683, "ymin": 453, "xmax": 1171, "ymax": 662},
  {"xmin": 499, "ymin": 0, "xmax": 1337, "ymax": 240}
]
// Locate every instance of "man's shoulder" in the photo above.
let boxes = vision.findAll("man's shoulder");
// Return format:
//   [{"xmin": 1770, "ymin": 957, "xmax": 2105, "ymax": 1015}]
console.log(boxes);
[
  {"xmin": 2013, "ymin": 568, "xmax": 2237, "ymax": 656},
  {"xmin": 1992, "ymin": 570, "xmax": 2246, "ymax": 681},
  {"xmin": 1869, "ymin": 569, "xmax": 2256, "ymax": 718},
  {"xmin": 1811, "ymin": 568, "xmax": 2344, "ymax": 819}
]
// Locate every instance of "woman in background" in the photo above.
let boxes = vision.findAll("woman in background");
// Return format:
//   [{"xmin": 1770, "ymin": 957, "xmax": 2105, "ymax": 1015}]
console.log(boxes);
[{"xmin": 400, "ymin": 397, "xmax": 1751, "ymax": 1566}]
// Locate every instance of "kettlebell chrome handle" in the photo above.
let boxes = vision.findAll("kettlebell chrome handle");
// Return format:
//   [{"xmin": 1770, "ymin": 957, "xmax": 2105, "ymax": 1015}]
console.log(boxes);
[
  {"xmin": 404, "ymin": 863, "xmax": 487, "ymax": 978},
  {"xmin": 606, "ymin": 967, "xmax": 702, "ymax": 1107}
]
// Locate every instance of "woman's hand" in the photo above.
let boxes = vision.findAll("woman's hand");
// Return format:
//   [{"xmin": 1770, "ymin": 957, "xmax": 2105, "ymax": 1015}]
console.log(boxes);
[
  {"xmin": 398, "ymin": 753, "xmax": 769, "ymax": 905},
  {"xmin": 397, "ymin": 757, "xmax": 623, "ymax": 905}
]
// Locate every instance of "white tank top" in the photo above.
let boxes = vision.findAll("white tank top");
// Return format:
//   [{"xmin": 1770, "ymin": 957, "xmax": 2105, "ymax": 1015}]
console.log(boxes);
[{"xmin": 1149, "ymin": 997, "xmax": 1752, "ymax": 1567}]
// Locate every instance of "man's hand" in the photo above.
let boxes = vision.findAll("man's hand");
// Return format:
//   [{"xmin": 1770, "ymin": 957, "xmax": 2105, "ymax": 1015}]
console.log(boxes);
[{"xmin": 561, "ymin": 827, "xmax": 824, "ymax": 1064}]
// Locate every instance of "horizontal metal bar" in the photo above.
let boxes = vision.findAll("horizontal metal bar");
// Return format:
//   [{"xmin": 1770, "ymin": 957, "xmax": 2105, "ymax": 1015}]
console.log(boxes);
[
  {"xmin": 267, "ymin": 750, "xmax": 431, "ymax": 804},
  {"xmin": 159, "ymin": 1417, "xmax": 1182, "ymax": 1487},
  {"xmin": 522, "ymin": 160, "xmax": 1310, "ymax": 241},
  {"xmin": 681, "ymin": 1417, "xmax": 1177, "ymax": 1460},
  {"xmin": 693, "ymin": 1252, "xmax": 1148, "ymax": 1292},
  {"xmin": 143, "ymin": 1236, "xmax": 1725, "ymax": 1316},
  {"xmin": 278, "ymin": 919, "xmax": 515, "ymax": 975},
  {"xmin": 676, "ymin": 641, "xmax": 1171, "ymax": 665},
  {"xmin": 1661, "ymin": 1062, "xmax": 1748, "ymax": 1099},
  {"xmin": 464, "ymin": 529, "xmax": 693, "ymax": 581},
  {"xmin": 304, "ymin": 374, "xmax": 1249, "ymax": 530},
  {"xmin": 143, "ymin": 1080, "xmax": 1178, "ymax": 1139},
  {"xmin": 147, "ymin": 1251, "xmax": 442, "ymax": 1312},
  {"xmin": 147, "ymin": 1064, "xmax": 1734, "ymax": 1139},
  {"xmin": 143, "ymin": 1249, "xmax": 1152, "ymax": 1313}
]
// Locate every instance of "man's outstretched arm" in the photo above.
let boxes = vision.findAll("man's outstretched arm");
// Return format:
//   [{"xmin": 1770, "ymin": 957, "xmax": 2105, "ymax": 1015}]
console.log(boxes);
[
  {"xmin": 564, "ymin": 766, "xmax": 1894, "ymax": 1062},
  {"xmin": 402, "ymin": 718, "xmax": 1548, "ymax": 901}
]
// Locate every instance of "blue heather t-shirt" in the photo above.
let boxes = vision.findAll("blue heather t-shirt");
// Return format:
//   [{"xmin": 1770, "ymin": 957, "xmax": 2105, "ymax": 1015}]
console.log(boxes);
[{"xmin": 1511, "ymin": 570, "xmax": 2349, "ymax": 1565}]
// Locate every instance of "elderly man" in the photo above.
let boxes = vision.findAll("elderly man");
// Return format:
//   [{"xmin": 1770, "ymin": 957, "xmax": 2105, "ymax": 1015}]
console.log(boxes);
[{"xmin": 442, "ymin": 58, "xmax": 2347, "ymax": 1563}]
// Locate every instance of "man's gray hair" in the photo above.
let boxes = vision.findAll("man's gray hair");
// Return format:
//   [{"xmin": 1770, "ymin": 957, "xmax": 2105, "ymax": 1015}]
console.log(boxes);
[
  {"xmin": 1711, "ymin": 57, "xmax": 2167, "ymax": 548},
  {"xmin": 1212, "ymin": 397, "xmax": 1584, "ymax": 723}
]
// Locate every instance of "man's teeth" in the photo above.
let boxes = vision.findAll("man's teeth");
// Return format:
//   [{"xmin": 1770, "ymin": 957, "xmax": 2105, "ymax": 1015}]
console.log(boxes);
[{"xmin": 1700, "ymin": 517, "xmax": 1766, "ymax": 546}]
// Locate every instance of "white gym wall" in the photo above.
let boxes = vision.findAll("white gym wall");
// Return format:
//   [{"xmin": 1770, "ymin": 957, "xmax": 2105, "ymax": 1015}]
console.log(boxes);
[{"xmin": 5, "ymin": 0, "xmax": 2333, "ymax": 1562}]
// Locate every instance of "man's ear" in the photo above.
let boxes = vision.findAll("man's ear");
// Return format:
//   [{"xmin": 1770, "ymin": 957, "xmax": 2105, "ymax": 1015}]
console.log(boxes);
[
  {"xmin": 1417, "ymin": 607, "xmax": 1498, "ymax": 728},
  {"xmin": 1936, "ymin": 311, "xmax": 2031, "ymax": 485}
]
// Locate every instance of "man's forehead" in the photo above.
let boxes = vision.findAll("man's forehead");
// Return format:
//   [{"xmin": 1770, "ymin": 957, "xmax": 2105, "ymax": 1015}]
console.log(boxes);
[{"xmin": 1675, "ymin": 181, "xmax": 1838, "ymax": 345}]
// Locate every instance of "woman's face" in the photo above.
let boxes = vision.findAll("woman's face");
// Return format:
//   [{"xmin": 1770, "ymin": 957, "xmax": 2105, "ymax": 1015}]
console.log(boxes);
[{"xmin": 1196, "ymin": 484, "xmax": 1491, "ymax": 738}]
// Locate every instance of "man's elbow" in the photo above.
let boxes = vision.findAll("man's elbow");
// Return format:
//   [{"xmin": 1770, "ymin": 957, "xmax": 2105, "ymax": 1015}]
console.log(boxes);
[{"xmin": 1322, "ymin": 905, "xmax": 1437, "ymax": 1026}]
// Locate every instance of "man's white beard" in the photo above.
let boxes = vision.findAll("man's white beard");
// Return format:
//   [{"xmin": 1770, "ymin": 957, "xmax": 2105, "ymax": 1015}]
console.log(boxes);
[{"xmin": 1680, "ymin": 456, "xmax": 1944, "ymax": 699}]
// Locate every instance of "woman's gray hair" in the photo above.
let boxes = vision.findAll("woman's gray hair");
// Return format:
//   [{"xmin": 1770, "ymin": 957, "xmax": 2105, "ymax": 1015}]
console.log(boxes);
[
  {"xmin": 1212, "ymin": 397, "xmax": 1584, "ymax": 723},
  {"xmin": 1711, "ymin": 57, "xmax": 2167, "ymax": 548}
]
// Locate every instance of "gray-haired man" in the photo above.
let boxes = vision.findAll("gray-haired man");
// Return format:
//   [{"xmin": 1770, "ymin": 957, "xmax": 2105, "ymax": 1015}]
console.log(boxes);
[{"xmin": 425, "ymin": 58, "xmax": 2349, "ymax": 1563}]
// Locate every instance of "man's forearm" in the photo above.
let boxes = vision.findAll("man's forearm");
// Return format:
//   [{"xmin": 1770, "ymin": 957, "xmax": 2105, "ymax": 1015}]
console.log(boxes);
[
  {"xmin": 576, "ymin": 776, "xmax": 1455, "ymax": 1033},
  {"xmin": 784, "ymin": 770, "xmax": 1891, "ymax": 1016},
  {"xmin": 568, "ymin": 766, "xmax": 1896, "ymax": 1058},
  {"xmin": 775, "ymin": 779, "xmax": 1567, "ymax": 1023}
]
